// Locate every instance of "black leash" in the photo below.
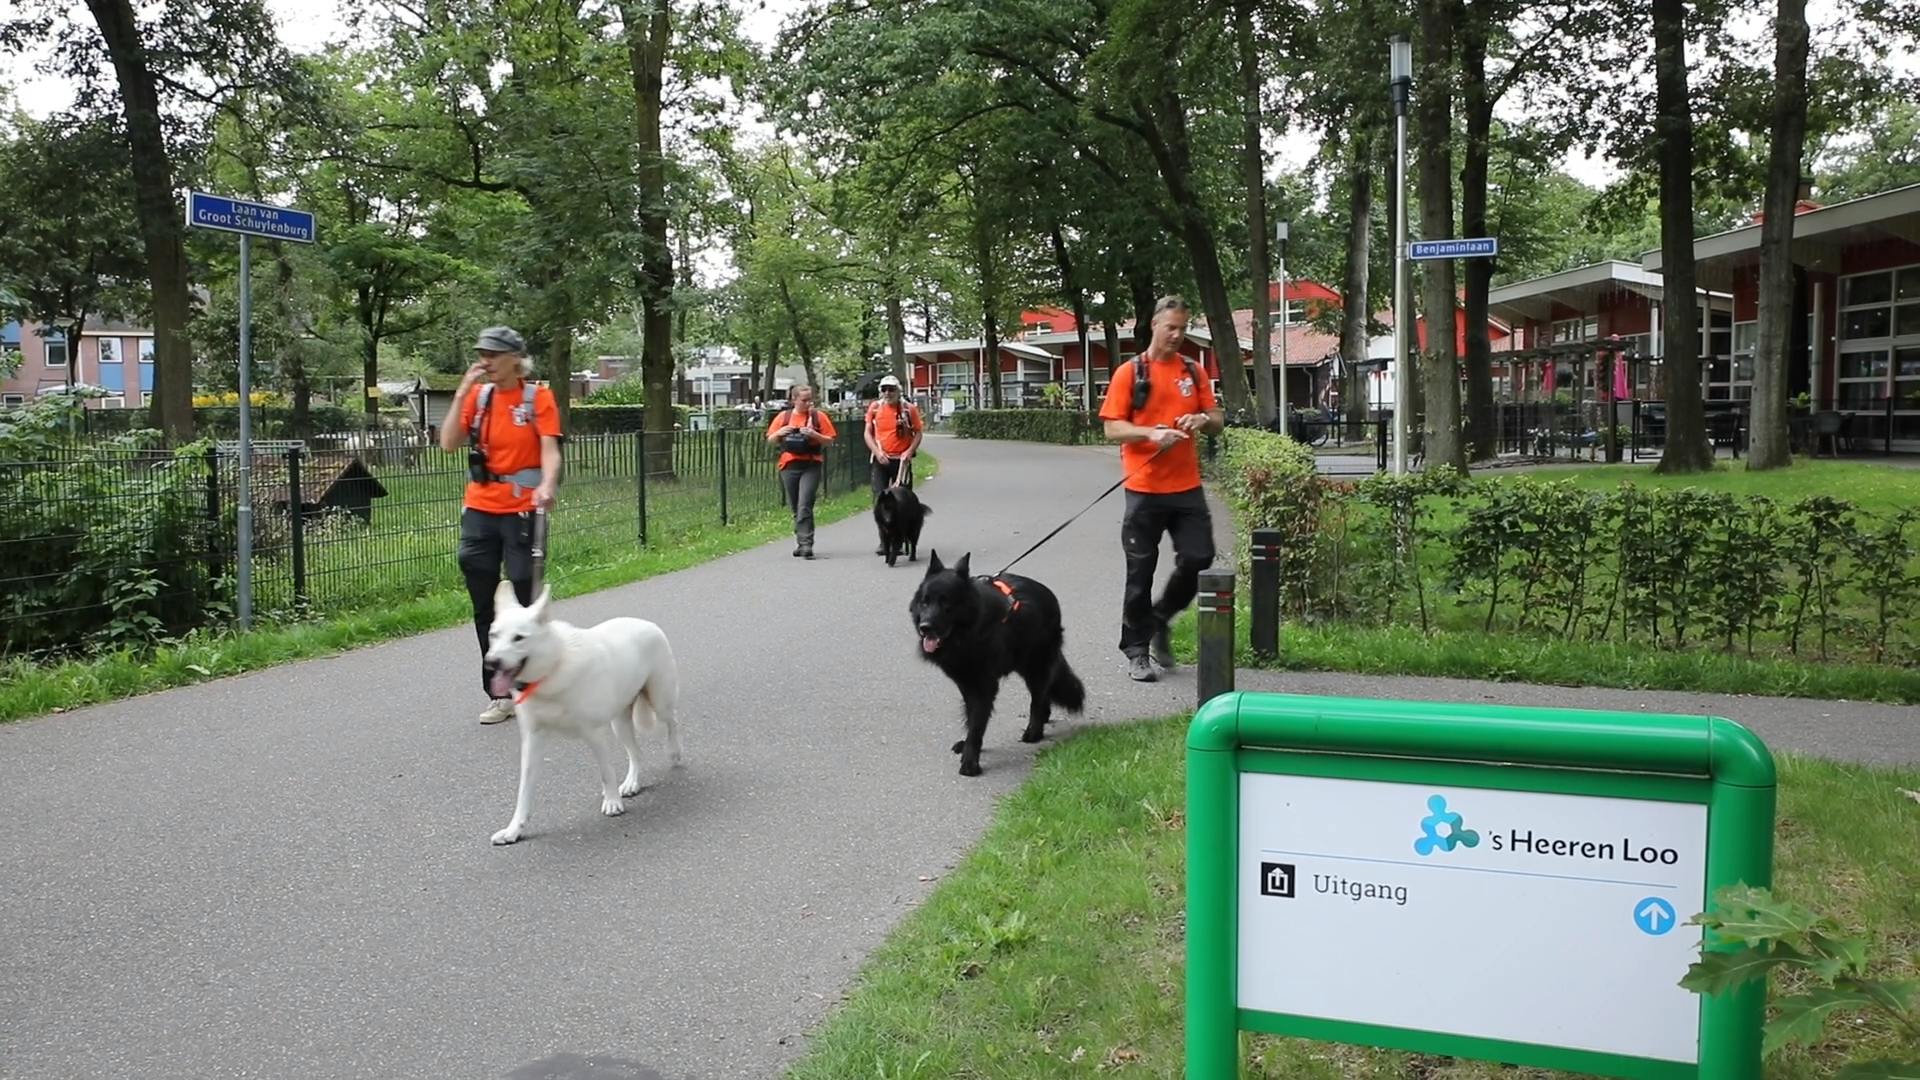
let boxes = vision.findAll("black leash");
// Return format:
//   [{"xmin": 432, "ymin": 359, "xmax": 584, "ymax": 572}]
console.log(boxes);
[
  {"xmin": 994, "ymin": 440, "xmax": 1171, "ymax": 577},
  {"xmin": 529, "ymin": 507, "xmax": 549, "ymax": 591}
]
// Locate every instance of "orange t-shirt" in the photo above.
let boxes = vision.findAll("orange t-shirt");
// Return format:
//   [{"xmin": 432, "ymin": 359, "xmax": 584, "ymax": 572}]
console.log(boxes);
[
  {"xmin": 458, "ymin": 380, "xmax": 561, "ymax": 513},
  {"xmin": 865, "ymin": 399, "xmax": 922, "ymax": 456},
  {"xmin": 1098, "ymin": 354, "xmax": 1217, "ymax": 494},
  {"xmin": 767, "ymin": 407, "xmax": 838, "ymax": 469}
]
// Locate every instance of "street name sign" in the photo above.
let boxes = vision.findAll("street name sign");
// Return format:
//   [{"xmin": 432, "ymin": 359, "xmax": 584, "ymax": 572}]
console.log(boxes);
[
  {"xmin": 1409, "ymin": 237, "xmax": 1498, "ymax": 259},
  {"xmin": 1186, "ymin": 692, "xmax": 1774, "ymax": 1079},
  {"xmin": 186, "ymin": 191, "xmax": 317, "ymax": 244}
]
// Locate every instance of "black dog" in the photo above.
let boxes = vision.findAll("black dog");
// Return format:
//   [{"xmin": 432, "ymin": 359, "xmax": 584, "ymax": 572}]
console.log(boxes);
[
  {"xmin": 908, "ymin": 550, "xmax": 1086, "ymax": 776},
  {"xmin": 874, "ymin": 484, "xmax": 930, "ymax": 567}
]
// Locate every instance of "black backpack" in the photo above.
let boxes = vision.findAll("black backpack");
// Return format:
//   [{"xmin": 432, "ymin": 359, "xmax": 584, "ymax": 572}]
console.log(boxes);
[{"xmin": 1129, "ymin": 353, "xmax": 1205, "ymax": 413}]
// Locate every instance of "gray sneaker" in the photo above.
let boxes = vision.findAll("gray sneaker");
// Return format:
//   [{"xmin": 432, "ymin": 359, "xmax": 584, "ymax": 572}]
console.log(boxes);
[
  {"xmin": 1126, "ymin": 654, "xmax": 1158, "ymax": 682},
  {"xmin": 478, "ymin": 698, "xmax": 515, "ymax": 725},
  {"xmin": 1151, "ymin": 624, "xmax": 1176, "ymax": 669}
]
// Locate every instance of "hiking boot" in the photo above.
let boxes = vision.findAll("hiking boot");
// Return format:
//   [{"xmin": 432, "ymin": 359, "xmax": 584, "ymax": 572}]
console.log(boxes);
[
  {"xmin": 792, "ymin": 545, "xmax": 805, "ymax": 557},
  {"xmin": 875, "ymin": 545, "xmax": 887, "ymax": 556},
  {"xmin": 1150, "ymin": 624, "xmax": 1177, "ymax": 669},
  {"xmin": 1126, "ymin": 654, "xmax": 1158, "ymax": 683},
  {"xmin": 802, "ymin": 546, "xmax": 816, "ymax": 560},
  {"xmin": 478, "ymin": 698, "xmax": 515, "ymax": 725}
]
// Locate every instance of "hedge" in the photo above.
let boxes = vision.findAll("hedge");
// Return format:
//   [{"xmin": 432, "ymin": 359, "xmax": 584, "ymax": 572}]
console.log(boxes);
[{"xmin": 950, "ymin": 409, "xmax": 1102, "ymax": 445}]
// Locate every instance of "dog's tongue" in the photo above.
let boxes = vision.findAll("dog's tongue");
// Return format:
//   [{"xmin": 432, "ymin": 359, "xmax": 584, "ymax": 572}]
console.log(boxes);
[
  {"xmin": 921, "ymin": 635, "xmax": 941, "ymax": 654},
  {"xmin": 488, "ymin": 669, "xmax": 517, "ymax": 698}
]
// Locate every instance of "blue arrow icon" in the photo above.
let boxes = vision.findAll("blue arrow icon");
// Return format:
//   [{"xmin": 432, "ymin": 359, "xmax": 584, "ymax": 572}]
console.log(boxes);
[{"xmin": 1634, "ymin": 896, "xmax": 1677, "ymax": 936}]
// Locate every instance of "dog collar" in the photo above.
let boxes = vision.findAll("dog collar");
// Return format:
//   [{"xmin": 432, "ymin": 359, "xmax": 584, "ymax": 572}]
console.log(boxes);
[
  {"xmin": 990, "ymin": 578, "xmax": 1021, "ymax": 622},
  {"xmin": 513, "ymin": 680, "xmax": 541, "ymax": 705}
]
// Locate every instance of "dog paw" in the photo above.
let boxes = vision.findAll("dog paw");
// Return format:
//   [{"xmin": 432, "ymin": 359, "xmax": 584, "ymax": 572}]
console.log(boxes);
[
  {"xmin": 619, "ymin": 779, "xmax": 643, "ymax": 798},
  {"xmin": 951, "ymin": 739, "xmax": 966, "ymax": 754},
  {"xmin": 491, "ymin": 825, "xmax": 524, "ymax": 845},
  {"xmin": 958, "ymin": 759, "xmax": 983, "ymax": 778},
  {"xmin": 601, "ymin": 797, "xmax": 627, "ymax": 817},
  {"xmin": 1020, "ymin": 728, "xmax": 1046, "ymax": 744}
]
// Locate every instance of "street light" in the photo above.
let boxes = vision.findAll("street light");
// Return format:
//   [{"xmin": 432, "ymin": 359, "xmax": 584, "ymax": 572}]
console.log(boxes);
[
  {"xmin": 1275, "ymin": 218, "xmax": 1290, "ymax": 428},
  {"xmin": 1389, "ymin": 33, "xmax": 1414, "ymax": 475}
]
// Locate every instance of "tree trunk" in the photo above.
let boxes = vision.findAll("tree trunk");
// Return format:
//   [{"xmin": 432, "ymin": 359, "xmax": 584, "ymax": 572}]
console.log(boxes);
[
  {"xmin": 777, "ymin": 276, "xmax": 819, "ymax": 390},
  {"xmin": 1460, "ymin": 3, "xmax": 1497, "ymax": 461},
  {"xmin": 1149, "ymin": 88, "xmax": 1253, "ymax": 416},
  {"xmin": 1651, "ymin": 0, "xmax": 1712, "ymax": 473},
  {"xmin": 885, "ymin": 292, "xmax": 909, "ymax": 383},
  {"xmin": 1748, "ymin": 0, "xmax": 1810, "ymax": 471},
  {"xmin": 674, "ymin": 227, "xmax": 691, "ymax": 345},
  {"xmin": 548, "ymin": 322, "xmax": 574, "ymax": 431},
  {"xmin": 624, "ymin": 0, "xmax": 675, "ymax": 477},
  {"xmin": 88, "ymin": 0, "xmax": 193, "ymax": 442},
  {"xmin": 271, "ymin": 250, "xmax": 311, "ymax": 435},
  {"xmin": 1104, "ymin": 282, "xmax": 1124, "ymax": 383},
  {"xmin": 764, "ymin": 338, "xmax": 780, "ymax": 399},
  {"xmin": 1130, "ymin": 266, "xmax": 1156, "ymax": 351},
  {"xmin": 1416, "ymin": 0, "xmax": 1466, "ymax": 472},
  {"xmin": 1048, "ymin": 225, "xmax": 1094, "ymax": 412},
  {"xmin": 1238, "ymin": 0, "xmax": 1276, "ymax": 427},
  {"xmin": 748, "ymin": 340, "xmax": 761, "ymax": 403},
  {"xmin": 983, "ymin": 306, "xmax": 1004, "ymax": 409},
  {"xmin": 1340, "ymin": 134, "xmax": 1374, "ymax": 429}
]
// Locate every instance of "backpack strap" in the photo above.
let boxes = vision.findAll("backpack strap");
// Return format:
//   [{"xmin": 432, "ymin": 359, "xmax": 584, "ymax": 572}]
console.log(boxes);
[
  {"xmin": 469, "ymin": 382, "xmax": 495, "ymax": 449},
  {"xmin": 1129, "ymin": 354, "xmax": 1205, "ymax": 413}
]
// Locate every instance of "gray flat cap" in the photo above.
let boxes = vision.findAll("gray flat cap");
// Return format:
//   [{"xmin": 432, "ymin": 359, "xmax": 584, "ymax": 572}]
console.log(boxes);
[{"xmin": 474, "ymin": 326, "xmax": 527, "ymax": 354}]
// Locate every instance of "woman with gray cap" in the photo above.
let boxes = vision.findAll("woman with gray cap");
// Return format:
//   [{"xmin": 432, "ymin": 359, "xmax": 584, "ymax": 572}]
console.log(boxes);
[{"xmin": 438, "ymin": 326, "xmax": 563, "ymax": 723}]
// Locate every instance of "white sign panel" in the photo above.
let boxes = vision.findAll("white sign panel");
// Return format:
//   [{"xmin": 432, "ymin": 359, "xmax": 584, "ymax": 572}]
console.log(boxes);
[{"xmin": 1238, "ymin": 773, "xmax": 1708, "ymax": 1064}]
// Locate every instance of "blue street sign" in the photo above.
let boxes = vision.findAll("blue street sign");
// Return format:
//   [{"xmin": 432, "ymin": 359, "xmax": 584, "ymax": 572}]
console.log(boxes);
[
  {"xmin": 1408, "ymin": 237, "xmax": 1498, "ymax": 260},
  {"xmin": 1634, "ymin": 896, "xmax": 1677, "ymax": 936},
  {"xmin": 186, "ymin": 191, "xmax": 317, "ymax": 244}
]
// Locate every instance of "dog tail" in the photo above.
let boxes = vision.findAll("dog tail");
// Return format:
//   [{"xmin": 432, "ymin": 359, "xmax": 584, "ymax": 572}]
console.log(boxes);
[{"xmin": 1049, "ymin": 657, "xmax": 1086, "ymax": 714}]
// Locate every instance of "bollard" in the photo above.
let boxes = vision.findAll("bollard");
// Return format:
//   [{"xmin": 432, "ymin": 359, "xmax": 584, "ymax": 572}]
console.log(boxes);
[
  {"xmin": 1196, "ymin": 569, "xmax": 1236, "ymax": 709},
  {"xmin": 1249, "ymin": 527, "xmax": 1280, "ymax": 659}
]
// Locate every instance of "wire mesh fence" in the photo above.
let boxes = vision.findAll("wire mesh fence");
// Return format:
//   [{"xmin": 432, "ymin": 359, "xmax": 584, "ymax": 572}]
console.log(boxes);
[{"xmin": 1, "ymin": 422, "xmax": 870, "ymax": 659}]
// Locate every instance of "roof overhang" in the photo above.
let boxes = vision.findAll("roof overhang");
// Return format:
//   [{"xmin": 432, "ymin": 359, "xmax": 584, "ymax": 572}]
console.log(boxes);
[
  {"xmin": 1641, "ymin": 184, "xmax": 1920, "ymax": 291},
  {"xmin": 1487, "ymin": 261, "xmax": 1667, "ymax": 324}
]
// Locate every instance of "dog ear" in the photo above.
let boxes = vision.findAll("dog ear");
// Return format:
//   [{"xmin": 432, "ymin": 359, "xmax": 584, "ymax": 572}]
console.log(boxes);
[
  {"xmin": 925, "ymin": 549, "xmax": 943, "ymax": 575},
  {"xmin": 530, "ymin": 585, "xmax": 552, "ymax": 622},
  {"xmin": 493, "ymin": 578, "xmax": 520, "ymax": 611},
  {"xmin": 954, "ymin": 552, "xmax": 971, "ymax": 578}
]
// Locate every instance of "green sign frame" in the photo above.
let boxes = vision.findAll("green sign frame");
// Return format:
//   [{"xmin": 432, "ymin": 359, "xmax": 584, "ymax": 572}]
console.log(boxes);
[{"xmin": 1186, "ymin": 691, "xmax": 1776, "ymax": 1079}]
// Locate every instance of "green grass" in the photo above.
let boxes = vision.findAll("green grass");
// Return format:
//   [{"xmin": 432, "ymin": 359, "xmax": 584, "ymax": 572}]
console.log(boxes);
[
  {"xmin": 786, "ymin": 716, "xmax": 1920, "ymax": 1079},
  {"xmin": 0, "ymin": 452, "xmax": 933, "ymax": 724},
  {"xmin": 1166, "ymin": 609, "xmax": 1920, "ymax": 705},
  {"xmin": 1502, "ymin": 458, "xmax": 1920, "ymax": 518}
]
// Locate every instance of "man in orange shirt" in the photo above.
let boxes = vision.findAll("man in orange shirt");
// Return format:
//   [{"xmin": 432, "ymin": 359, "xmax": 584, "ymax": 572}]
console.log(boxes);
[
  {"xmin": 864, "ymin": 374, "xmax": 923, "ymax": 499},
  {"xmin": 1098, "ymin": 296, "xmax": 1224, "ymax": 682},
  {"xmin": 765, "ymin": 384, "xmax": 837, "ymax": 559},
  {"xmin": 439, "ymin": 326, "xmax": 563, "ymax": 723}
]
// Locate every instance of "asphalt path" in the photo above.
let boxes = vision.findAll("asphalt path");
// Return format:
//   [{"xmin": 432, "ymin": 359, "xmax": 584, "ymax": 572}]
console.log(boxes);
[{"xmin": 3, "ymin": 434, "xmax": 1914, "ymax": 1080}]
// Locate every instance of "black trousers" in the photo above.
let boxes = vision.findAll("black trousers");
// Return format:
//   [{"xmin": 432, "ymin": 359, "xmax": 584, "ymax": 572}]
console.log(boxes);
[
  {"xmin": 780, "ymin": 461, "xmax": 823, "ymax": 548},
  {"xmin": 1118, "ymin": 487, "xmax": 1215, "ymax": 657},
  {"xmin": 869, "ymin": 454, "xmax": 915, "ymax": 499},
  {"xmin": 458, "ymin": 508, "xmax": 534, "ymax": 696}
]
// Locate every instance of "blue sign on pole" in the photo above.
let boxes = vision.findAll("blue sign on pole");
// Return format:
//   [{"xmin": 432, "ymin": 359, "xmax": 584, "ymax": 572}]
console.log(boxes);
[
  {"xmin": 186, "ymin": 191, "xmax": 317, "ymax": 245},
  {"xmin": 1408, "ymin": 237, "xmax": 1498, "ymax": 260}
]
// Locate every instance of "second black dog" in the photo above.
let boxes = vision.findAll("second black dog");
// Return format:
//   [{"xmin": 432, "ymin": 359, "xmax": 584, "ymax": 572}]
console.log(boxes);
[
  {"xmin": 909, "ymin": 550, "xmax": 1086, "ymax": 776},
  {"xmin": 874, "ymin": 484, "xmax": 930, "ymax": 567}
]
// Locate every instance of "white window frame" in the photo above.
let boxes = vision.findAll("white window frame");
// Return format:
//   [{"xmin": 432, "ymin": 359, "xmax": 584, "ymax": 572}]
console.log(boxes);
[
  {"xmin": 98, "ymin": 395, "xmax": 126, "ymax": 408},
  {"xmin": 1, "ymin": 393, "xmax": 24, "ymax": 406},
  {"xmin": 1283, "ymin": 300, "xmax": 1307, "ymax": 326},
  {"xmin": 45, "ymin": 335, "xmax": 69, "ymax": 367},
  {"xmin": 1837, "ymin": 264, "xmax": 1920, "ymax": 422}
]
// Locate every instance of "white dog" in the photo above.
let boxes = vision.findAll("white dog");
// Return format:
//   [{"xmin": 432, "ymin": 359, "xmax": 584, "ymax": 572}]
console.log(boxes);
[{"xmin": 481, "ymin": 581, "xmax": 682, "ymax": 845}]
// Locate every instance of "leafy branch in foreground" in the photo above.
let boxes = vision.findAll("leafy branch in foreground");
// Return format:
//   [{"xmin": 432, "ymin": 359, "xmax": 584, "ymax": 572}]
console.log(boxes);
[{"xmin": 1683, "ymin": 884, "xmax": 1920, "ymax": 1077}]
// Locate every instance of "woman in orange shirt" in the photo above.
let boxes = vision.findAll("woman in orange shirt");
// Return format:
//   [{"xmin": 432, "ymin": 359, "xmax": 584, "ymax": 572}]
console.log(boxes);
[{"xmin": 765, "ymin": 384, "xmax": 837, "ymax": 559}]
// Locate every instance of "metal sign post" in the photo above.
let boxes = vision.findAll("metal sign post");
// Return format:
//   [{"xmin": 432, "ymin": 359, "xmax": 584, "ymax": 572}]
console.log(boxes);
[{"xmin": 185, "ymin": 192, "xmax": 317, "ymax": 629}]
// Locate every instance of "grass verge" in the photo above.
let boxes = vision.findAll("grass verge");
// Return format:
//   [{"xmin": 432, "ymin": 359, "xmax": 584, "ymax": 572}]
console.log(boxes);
[
  {"xmin": 1161, "ymin": 605, "xmax": 1920, "ymax": 705},
  {"xmin": 785, "ymin": 716, "xmax": 1920, "ymax": 1078},
  {"xmin": 0, "ymin": 453, "xmax": 933, "ymax": 724}
]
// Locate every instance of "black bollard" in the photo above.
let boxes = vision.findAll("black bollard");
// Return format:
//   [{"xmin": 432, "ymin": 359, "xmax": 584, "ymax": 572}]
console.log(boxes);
[
  {"xmin": 1249, "ymin": 527, "xmax": 1280, "ymax": 659},
  {"xmin": 1196, "ymin": 568, "xmax": 1236, "ymax": 708}
]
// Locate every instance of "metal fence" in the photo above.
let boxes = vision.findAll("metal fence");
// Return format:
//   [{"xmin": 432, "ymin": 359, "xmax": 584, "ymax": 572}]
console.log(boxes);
[{"xmin": 0, "ymin": 424, "xmax": 867, "ymax": 659}]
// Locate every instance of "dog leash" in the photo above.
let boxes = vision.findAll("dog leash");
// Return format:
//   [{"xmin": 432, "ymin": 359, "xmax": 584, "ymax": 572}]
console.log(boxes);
[{"xmin": 993, "ymin": 438, "xmax": 1173, "ymax": 578}]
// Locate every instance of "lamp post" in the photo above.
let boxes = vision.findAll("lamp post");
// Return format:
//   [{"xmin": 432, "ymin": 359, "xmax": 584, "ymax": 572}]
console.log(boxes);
[
  {"xmin": 1275, "ymin": 218, "xmax": 1290, "ymax": 431},
  {"xmin": 1389, "ymin": 33, "xmax": 1413, "ymax": 475}
]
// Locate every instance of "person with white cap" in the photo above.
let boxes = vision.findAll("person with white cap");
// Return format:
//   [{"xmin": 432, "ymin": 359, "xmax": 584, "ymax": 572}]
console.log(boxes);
[
  {"xmin": 863, "ymin": 372, "xmax": 923, "ymax": 507},
  {"xmin": 438, "ymin": 325, "xmax": 562, "ymax": 723}
]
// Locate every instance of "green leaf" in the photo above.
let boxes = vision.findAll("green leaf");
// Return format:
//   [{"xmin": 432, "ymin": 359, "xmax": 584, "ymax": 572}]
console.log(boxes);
[
  {"xmin": 1695, "ymin": 884, "xmax": 1826, "ymax": 944},
  {"xmin": 1834, "ymin": 976, "xmax": 1920, "ymax": 1018},
  {"xmin": 1681, "ymin": 947, "xmax": 1778, "ymax": 995},
  {"xmin": 1764, "ymin": 987, "xmax": 1879, "ymax": 1055}
]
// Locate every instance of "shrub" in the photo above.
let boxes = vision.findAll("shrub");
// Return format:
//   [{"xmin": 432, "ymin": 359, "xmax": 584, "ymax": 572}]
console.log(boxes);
[{"xmin": 950, "ymin": 409, "xmax": 1099, "ymax": 444}]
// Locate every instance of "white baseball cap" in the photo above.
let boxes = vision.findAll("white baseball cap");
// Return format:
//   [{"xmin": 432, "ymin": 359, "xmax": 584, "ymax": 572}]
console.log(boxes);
[{"xmin": 879, "ymin": 374, "xmax": 902, "ymax": 389}]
